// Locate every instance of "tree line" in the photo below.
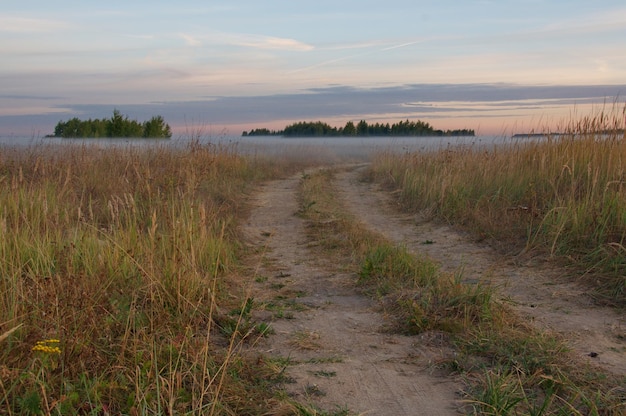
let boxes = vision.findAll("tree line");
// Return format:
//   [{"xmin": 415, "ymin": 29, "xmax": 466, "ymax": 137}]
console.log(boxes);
[
  {"xmin": 242, "ymin": 120, "xmax": 474, "ymax": 137},
  {"xmin": 52, "ymin": 110, "xmax": 172, "ymax": 138}
]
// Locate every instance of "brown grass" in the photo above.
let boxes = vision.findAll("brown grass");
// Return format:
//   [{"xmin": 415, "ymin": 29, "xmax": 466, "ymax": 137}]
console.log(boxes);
[
  {"xmin": 368, "ymin": 103, "xmax": 626, "ymax": 305},
  {"xmin": 0, "ymin": 141, "xmax": 321, "ymax": 414},
  {"xmin": 296, "ymin": 167, "xmax": 626, "ymax": 415}
]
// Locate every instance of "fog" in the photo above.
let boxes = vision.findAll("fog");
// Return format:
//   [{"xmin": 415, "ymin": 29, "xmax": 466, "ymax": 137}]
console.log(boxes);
[{"xmin": 0, "ymin": 134, "xmax": 514, "ymax": 166}]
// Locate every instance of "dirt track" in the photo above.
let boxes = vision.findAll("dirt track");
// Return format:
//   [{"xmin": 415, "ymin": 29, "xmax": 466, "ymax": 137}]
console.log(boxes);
[{"xmin": 243, "ymin": 165, "xmax": 625, "ymax": 414}]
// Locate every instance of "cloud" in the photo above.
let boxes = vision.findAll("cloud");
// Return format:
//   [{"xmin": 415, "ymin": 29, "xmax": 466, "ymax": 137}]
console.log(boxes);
[
  {"xmin": 0, "ymin": 16, "xmax": 68, "ymax": 33},
  {"xmin": 183, "ymin": 31, "xmax": 315, "ymax": 51},
  {"xmin": 62, "ymin": 83, "xmax": 626, "ymax": 124},
  {"xmin": 287, "ymin": 39, "xmax": 425, "ymax": 74},
  {"xmin": 320, "ymin": 40, "xmax": 388, "ymax": 51},
  {"xmin": 380, "ymin": 40, "xmax": 424, "ymax": 51},
  {"xmin": 221, "ymin": 32, "xmax": 314, "ymax": 51},
  {"xmin": 124, "ymin": 34, "xmax": 156, "ymax": 41},
  {"xmin": 541, "ymin": 7, "xmax": 626, "ymax": 35},
  {"xmin": 2, "ymin": 83, "xmax": 624, "ymax": 136},
  {"xmin": 0, "ymin": 94, "xmax": 63, "ymax": 100},
  {"xmin": 179, "ymin": 33, "xmax": 202, "ymax": 47},
  {"xmin": 240, "ymin": 35, "xmax": 314, "ymax": 51},
  {"xmin": 0, "ymin": 106, "xmax": 71, "ymax": 117}
]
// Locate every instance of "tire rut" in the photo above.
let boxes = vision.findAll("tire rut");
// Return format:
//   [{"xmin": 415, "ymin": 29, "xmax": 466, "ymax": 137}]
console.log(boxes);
[
  {"xmin": 335, "ymin": 166, "xmax": 626, "ymax": 377},
  {"xmin": 244, "ymin": 173, "xmax": 463, "ymax": 415}
]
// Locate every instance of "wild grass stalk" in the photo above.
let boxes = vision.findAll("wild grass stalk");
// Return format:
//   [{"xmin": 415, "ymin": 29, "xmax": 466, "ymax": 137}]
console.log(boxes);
[
  {"xmin": 0, "ymin": 141, "xmax": 316, "ymax": 414},
  {"xmin": 369, "ymin": 103, "xmax": 626, "ymax": 304}
]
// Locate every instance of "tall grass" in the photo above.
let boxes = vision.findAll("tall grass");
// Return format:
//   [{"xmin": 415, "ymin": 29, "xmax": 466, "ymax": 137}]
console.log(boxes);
[
  {"xmin": 298, "ymin": 168, "xmax": 625, "ymax": 415},
  {"xmin": 0, "ymin": 142, "xmax": 310, "ymax": 414},
  {"xmin": 369, "ymin": 104, "xmax": 626, "ymax": 304}
]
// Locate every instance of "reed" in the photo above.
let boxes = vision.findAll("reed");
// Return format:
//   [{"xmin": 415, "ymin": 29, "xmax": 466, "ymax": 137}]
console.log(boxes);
[
  {"xmin": 369, "ymin": 103, "xmax": 626, "ymax": 304},
  {"xmin": 0, "ymin": 141, "xmax": 311, "ymax": 414}
]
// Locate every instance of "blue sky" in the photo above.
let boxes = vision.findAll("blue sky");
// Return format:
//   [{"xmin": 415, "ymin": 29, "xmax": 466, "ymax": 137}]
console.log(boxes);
[{"xmin": 2, "ymin": 1, "xmax": 626, "ymax": 136}]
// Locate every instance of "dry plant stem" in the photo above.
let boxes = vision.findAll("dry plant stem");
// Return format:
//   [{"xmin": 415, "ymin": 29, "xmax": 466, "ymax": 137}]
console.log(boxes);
[{"xmin": 0, "ymin": 324, "xmax": 22, "ymax": 344}]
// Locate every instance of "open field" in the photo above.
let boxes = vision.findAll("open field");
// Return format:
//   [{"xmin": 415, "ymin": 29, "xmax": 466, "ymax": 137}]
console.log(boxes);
[{"xmin": 1, "ymin": 106, "xmax": 625, "ymax": 415}]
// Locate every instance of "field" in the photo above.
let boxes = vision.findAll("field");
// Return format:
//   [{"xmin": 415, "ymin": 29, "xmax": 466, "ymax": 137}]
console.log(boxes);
[
  {"xmin": 1, "ymin": 106, "xmax": 625, "ymax": 415},
  {"xmin": 0, "ymin": 142, "xmax": 323, "ymax": 414},
  {"xmin": 369, "ymin": 105, "xmax": 626, "ymax": 305}
]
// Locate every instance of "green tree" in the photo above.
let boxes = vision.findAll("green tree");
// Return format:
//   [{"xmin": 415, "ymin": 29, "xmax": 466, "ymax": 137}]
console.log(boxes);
[
  {"xmin": 143, "ymin": 115, "xmax": 172, "ymax": 138},
  {"xmin": 356, "ymin": 120, "xmax": 369, "ymax": 136},
  {"xmin": 53, "ymin": 110, "xmax": 172, "ymax": 138},
  {"xmin": 342, "ymin": 121, "xmax": 356, "ymax": 136},
  {"xmin": 107, "ymin": 109, "xmax": 126, "ymax": 137}
]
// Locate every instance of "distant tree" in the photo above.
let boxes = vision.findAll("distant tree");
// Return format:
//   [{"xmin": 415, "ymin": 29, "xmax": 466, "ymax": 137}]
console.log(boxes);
[
  {"xmin": 241, "ymin": 119, "xmax": 474, "ymax": 138},
  {"xmin": 342, "ymin": 121, "xmax": 357, "ymax": 136},
  {"xmin": 143, "ymin": 115, "xmax": 172, "ymax": 138},
  {"xmin": 126, "ymin": 119, "xmax": 144, "ymax": 137},
  {"xmin": 356, "ymin": 120, "xmax": 369, "ymax": 136},
  {"xmin": 282, "ymin": 121, "xmax": 338, "ymax": 136},
  {"xmin": 106, "ymin": 109, "xmax": 126, "ymax": 137},
  {"xmin": 243, "ymin": 128, "xmax": 273, "ymax": 136},
  {"xmin": 92, "ymin": 118, "xmax": 107, "ymax": 137},
  {"xmin": 53, "ymin": 110, "xmax": 172, "ymax": 138}
]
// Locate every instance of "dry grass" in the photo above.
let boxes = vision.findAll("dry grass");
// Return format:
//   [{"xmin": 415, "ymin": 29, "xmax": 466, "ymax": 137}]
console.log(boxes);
[
  {"xmin": 369, "ymin": 103, "xmax": 626, "ymax": 305},
  {"xmin": 289, "ymin": 331, "xmax": 322, "ymax": 351},
  {"xmin": 297, "ymin": 167, "xmax": 626, "ymax": 415},
  {"xmin": 0, "ymin": 141, "xmax": 321, "ymax": 414},
  {"xmin": 297, "ymin": 168, "xmax": 496, "ymax": 335}
]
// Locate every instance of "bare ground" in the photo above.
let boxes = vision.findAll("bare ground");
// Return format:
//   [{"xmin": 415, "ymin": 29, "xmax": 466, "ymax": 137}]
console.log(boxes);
[{"xmin": 243, "ymin": 165, "xmax": 625, "ymax": 415}]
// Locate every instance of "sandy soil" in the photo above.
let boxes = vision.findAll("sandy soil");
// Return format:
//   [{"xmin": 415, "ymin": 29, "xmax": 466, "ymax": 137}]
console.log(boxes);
[{"xmin": 243, "ymin": 165, "xmax": 625, "ymax": 415}]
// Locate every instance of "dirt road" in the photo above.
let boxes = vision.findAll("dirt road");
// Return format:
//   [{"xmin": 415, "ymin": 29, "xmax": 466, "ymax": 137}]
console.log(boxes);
[{"xmin": 243, "ymin": 165, "xmax": 625, "ymax": 414}]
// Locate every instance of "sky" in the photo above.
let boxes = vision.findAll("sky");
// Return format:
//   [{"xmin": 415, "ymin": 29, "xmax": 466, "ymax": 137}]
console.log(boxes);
[{"xmin": 2, "ymin": 0, "xmax": 626, "ymax": 137}]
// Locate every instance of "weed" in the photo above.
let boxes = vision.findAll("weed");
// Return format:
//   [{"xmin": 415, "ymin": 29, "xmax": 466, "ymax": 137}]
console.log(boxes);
[
  {"xmin": 291, "ymin": 401, "xmax": 352, "ymax": 416},
  {"xmin": 466, "ymin": 368, "xmax": 525, "ymax": 415},
  {"xmin": 255, "ymin": 322, "xmax": 274, "ymax": 337},
  {"xmin": 305, "ymin": 356, "xmax": 344, "ymax": 364},
  {"xmin": 312, "ymin": 370, "xmax": 337, "ymax": 378},
  {"xmin": 290, "ymin": 331, "xmax": 322, "ymax": 351}
]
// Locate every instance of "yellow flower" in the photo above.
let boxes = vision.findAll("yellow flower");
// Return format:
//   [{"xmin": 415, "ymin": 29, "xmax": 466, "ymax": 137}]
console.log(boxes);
[{"xmin": 32, "ymin": 339, "xmax": 61, "ymax": 354}]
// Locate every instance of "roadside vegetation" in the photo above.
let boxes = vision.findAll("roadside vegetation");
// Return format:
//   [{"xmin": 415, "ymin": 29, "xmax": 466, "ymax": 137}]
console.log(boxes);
[
  {"xmin": 369, "ymin": 104, "xmax": 626, "ymax": 306},
  {"xmin": 296, "ymin": 167, "xmax": 625, "ymax": 415},
  {"xmin": 0, "ymin": 141, "xmax": 322, "ymax": 414}
]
